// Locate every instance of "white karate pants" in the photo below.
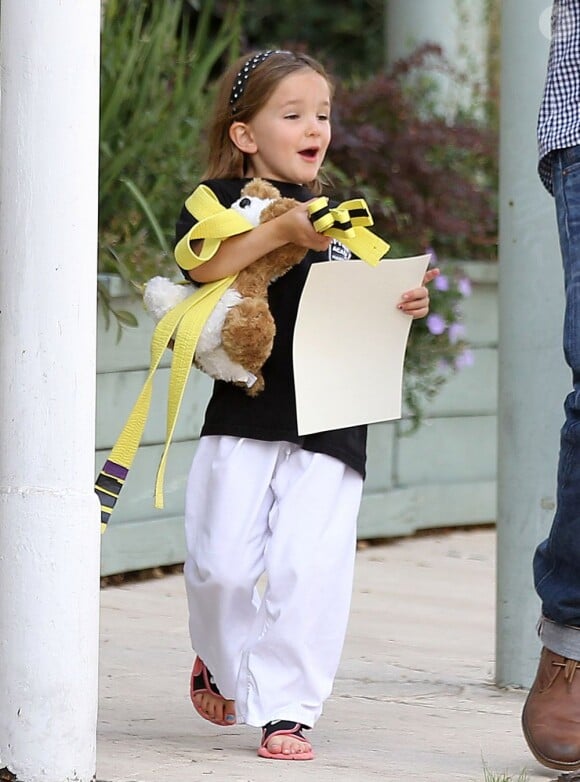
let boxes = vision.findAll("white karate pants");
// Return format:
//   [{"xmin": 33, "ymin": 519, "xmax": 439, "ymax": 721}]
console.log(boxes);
[{"xmin": 183, "ymin": 435, "xmax": 363, "ymax": 728}]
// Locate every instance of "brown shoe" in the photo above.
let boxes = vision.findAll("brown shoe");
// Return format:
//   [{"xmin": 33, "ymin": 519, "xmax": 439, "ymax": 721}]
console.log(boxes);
[{"xmin": 522, "ymin": 646, "xmax": 580, "ymax": 770}]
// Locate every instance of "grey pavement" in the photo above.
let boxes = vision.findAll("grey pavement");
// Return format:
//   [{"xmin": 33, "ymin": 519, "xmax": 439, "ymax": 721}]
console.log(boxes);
[{"xmin": 97, "ymin": 528, "xmax": 558, "ymax": 782}]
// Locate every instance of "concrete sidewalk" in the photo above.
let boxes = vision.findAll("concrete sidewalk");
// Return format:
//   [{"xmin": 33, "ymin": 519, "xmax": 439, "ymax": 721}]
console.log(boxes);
[{"xmin": 97, "ymin": 528, "xmax": 555, "ymax": 782}]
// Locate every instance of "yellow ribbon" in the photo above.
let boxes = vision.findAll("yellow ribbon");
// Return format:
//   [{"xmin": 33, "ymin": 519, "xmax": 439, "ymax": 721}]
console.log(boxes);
[
  {"xmin": 95, "ymin": 182, "xmax": 390, "ymax": 530},
  {"xmin": 174, "ymin": 185, "xmax": 255, "ymax": 270},
  {"xmin": 307, "ymin": 197, "xmax": 390, "ymax": 266},
  {"xmin": 95, "ymin": 275, "xmax": 235, "ymax": 531}
]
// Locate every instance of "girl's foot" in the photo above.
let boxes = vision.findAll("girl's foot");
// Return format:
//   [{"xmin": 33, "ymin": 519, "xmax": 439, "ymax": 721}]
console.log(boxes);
[
  {"xmin": 257, "ymin": 720, "xmax": 314, "ymax": 760},
  {"xmin": 190, "ymin": 656, "xmax": 236, "ymax": 726}
]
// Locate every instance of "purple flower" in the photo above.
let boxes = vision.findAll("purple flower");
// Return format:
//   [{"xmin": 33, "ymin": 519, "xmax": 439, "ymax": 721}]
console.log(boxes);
[
  {"xmin": 426, "ymin": 313, "xmax": 446, "ymax": 335},
  {"xmin": 434, "ymin": 274, "xmax": 449, "ymax": 291},
  {"xmin": 457, "ymin": 276, "xmax": 472, "ymax": 297},
  {"xmin": 454, "ymin": 349, "xmax": 475, "ymax": 369},
  {"xmin": 448, "ymin": 322, "xmax": 466, "ymax": 344}
]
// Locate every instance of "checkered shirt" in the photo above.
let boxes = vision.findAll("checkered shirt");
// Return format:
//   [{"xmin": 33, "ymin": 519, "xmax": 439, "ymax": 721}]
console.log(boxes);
[{"xmin": 538, "ymin": 0, "xmax": 580, "ymax": 194}]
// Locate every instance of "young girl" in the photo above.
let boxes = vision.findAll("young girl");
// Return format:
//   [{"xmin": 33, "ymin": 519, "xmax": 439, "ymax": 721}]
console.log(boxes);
[{"xmin": 175, "ymin": 49, "xmax": 436, "ymax": 761}]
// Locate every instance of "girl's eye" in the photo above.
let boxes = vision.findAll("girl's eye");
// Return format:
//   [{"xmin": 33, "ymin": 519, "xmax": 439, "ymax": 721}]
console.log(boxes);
[
  {"xmin": 284, "ymin": 113, "xmax": 299, "ymax": 120},
  {"xmin": 318, "ymin": 114, "xmax": 329, "ymax": 121}
]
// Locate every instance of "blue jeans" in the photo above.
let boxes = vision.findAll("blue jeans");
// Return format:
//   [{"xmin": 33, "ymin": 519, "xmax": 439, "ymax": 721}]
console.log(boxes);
[{"xmin": 534, "ymin": 145, "xmax": 580, "ymax": 657}]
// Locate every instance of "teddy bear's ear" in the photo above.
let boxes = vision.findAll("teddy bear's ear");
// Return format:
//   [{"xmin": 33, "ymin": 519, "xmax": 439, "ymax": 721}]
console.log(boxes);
[{"xmin": 243, "ymin": 177, "xmax": 281, "ymax": 200}]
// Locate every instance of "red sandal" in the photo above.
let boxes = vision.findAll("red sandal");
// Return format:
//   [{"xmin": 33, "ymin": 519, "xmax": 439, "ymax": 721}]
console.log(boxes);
[
  {"xmin": 189, "ymin": 656, "xmax": 236, "ymax": 726},
  {"xmin": 257, "ymin": 720, "xmax": 314, "ymax": 760}
]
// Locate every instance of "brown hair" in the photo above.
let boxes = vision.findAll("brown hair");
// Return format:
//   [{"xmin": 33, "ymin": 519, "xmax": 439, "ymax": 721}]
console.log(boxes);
[{"xmin": 201, "ymin": 51, "xmax": 333, "ymax": 194}]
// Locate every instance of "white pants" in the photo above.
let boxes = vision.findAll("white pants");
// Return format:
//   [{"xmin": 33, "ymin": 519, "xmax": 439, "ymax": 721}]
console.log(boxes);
[{"xmin": 183, "ymin": 436, "xmax": 363, "ymax": 728}]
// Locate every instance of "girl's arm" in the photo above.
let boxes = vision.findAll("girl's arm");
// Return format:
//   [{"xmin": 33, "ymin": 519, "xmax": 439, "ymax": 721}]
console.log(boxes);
[{"xmin": 188, "ymin": 201, "xmax": 331, "ymax": 283}]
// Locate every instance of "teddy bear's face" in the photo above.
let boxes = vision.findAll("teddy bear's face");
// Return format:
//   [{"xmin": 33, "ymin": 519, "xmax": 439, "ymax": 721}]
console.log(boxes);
[
  {"xmin": 231, "ymin": 194, "xmax": 274, "ymax": 227},
  {"xmin": 230, "ymin": 177, "xmax": 285, "ymax": 227}
]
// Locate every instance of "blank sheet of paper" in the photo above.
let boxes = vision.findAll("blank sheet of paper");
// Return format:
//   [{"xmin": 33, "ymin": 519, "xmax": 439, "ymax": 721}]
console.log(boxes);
[{"xmin": 293, "ymin": 255, "xmax": 430, "ymax": 435}]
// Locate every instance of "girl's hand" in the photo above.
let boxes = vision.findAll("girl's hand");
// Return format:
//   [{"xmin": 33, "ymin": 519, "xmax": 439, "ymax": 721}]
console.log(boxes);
[
  {"xmin": 422, "ymin": 267, "xmax": 440, "ymax": 286},
  {"xmin": 398, "ymin": 267, "xmax": 440, "ymax": 320},
  {"xmin": 274, "ymin": 202, "xmax": 332, "ymax": 252}
]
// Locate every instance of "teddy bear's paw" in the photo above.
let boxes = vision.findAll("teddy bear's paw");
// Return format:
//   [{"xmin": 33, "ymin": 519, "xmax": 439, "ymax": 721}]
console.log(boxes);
[
  {"xmin": 221, "ymin": 299, "xmax": 276, "ymax": 371},
  {"xmin": 143, "ymin": 276, "xmax": 194, "ymax": 321},
  {"xmin": 195, "ymin": 345, "xmax": 258, "ymax": 387},
  {"xmin": 245, "ymin": 374, "xmax": 265, "ymax": 397}
]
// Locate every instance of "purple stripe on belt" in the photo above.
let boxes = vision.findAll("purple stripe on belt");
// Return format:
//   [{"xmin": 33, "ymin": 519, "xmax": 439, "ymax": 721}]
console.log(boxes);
[{"xmin": 103, "ymin": 461, "xmax": 128, "ymax": 481}]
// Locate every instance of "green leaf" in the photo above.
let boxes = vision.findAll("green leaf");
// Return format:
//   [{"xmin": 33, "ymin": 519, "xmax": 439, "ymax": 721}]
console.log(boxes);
[
  {"xmin": 121, "ymin": 177, "xmax": 170, "ymax": 255},
  {"xmin": 115, "ymin": 310, "xmax": 139, "ymax": 328}
]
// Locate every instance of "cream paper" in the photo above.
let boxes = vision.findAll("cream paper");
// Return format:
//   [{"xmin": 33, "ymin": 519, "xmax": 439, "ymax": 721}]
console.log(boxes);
[{"xmin": 293, "ymin": 255, "xmax": 431, "ymax": 435}]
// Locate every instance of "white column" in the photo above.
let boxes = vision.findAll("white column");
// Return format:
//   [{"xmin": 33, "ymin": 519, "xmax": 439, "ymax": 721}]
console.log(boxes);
[
  {"xmin": 496, "ymin": 1, "xmax": 568, "ymax": 686},
  {"xmin": 0, "ymin": 2, "xmax": 101, "ymax": 780},
  {"xmin": 385, "ymin": 0, "xmax": 488, "ymax": 116}
]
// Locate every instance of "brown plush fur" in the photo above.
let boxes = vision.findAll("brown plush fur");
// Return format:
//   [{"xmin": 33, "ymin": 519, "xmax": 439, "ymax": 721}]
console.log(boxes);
[{"xmin": 220, "ymin": 179, "xmax": 306, "ymax": 396}]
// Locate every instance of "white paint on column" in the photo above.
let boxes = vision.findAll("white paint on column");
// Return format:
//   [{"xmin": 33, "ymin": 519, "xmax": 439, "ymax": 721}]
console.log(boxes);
[{"xmin": 0, "ymin": 1, "xmax": 101, "ymax": 780}]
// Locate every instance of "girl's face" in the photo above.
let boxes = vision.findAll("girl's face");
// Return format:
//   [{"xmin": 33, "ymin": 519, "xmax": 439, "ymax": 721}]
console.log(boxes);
[{"xmin": 232, "ymin": 69, "xmax": 332, "ymax": 185}]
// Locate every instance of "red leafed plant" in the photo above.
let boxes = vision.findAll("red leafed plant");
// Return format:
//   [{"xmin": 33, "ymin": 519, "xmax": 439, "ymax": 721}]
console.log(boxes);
[{"xmin": 326, "ymin": 44, "xmax": 498, "ymax": 261}]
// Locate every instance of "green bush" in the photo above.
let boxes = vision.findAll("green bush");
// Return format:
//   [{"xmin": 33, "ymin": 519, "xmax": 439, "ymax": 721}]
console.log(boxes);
[
  {"xmin": 98, "ymin": 0, "xmax": 241, "ymax": 328},
  {"xmin": 241, "ymin": 0, "xmax": 384, "ymax": 78}
]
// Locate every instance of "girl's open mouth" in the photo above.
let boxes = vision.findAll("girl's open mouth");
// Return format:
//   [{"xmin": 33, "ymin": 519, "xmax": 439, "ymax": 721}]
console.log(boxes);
[{"xmin": 299, "ymin": 148, "xmax": 319, "ymax": 160}]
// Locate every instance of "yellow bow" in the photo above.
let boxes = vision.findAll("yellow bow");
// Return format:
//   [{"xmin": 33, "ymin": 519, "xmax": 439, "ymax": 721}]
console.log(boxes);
[{"xmin": 307, "ymin": 197, "xmax": 390, "ymax": 266}]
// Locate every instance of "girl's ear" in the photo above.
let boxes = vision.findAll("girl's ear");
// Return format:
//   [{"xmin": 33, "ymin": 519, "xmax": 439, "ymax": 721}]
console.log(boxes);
[{"xmin": 229, "ymin": 122, "xmax": 257, "ymax": 154}]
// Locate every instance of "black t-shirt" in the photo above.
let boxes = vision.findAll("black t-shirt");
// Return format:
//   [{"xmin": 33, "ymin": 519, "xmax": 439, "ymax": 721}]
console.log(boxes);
[{"xmin": 175, "ymin": 177, "xmax": 367, "ymax": 478}]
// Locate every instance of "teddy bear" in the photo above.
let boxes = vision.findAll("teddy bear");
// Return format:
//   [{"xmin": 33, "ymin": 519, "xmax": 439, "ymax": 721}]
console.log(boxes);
[{"xmin": 143, "ymin": 178, "xmax": 306, "ymax": 396}]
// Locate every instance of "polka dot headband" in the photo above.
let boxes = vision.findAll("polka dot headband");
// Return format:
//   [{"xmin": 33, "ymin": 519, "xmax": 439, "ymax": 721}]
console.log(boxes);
[{"xmin": 229, "ymin": 50, "xmax": 289, "ymax": 114}]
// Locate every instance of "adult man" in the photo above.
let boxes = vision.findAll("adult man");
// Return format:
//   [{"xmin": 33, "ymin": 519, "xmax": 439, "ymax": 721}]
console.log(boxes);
[{"xmin": 522, "ymin": 0, "xmax": 580, "ymax": 772}]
